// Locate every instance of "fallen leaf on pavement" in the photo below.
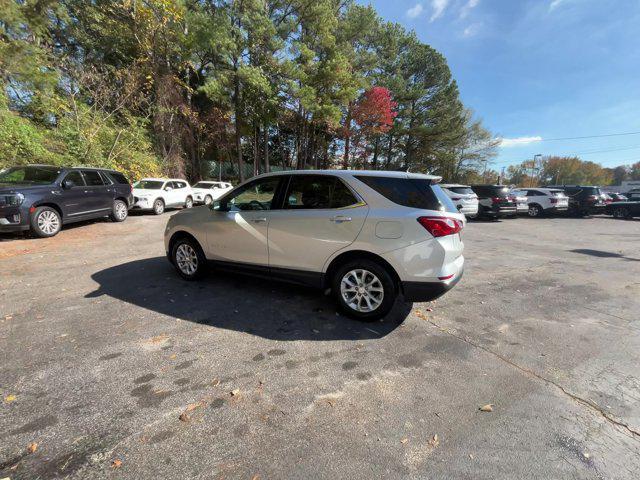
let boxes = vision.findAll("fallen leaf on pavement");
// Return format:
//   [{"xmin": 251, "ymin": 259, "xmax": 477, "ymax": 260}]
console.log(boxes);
[
  {"xmin": 469, "ymin": 454, "xmax": 474, "ymax": 460},
  {"xmin": 4, "ymin": 394, "xmax": 16, "ymax": 403},
  {"xmin": 230, "ymin": 389, "xmax": 240, "ymax": 396},
  {"xmin": 428, "ymin": 434, "xmax": 439, "ymax": 447},
  {"xmin": 211, "ymin": 379, "xmax": 220, "ymax": 387},
  {"xmin": 415, "ymin": 311, "xmax": 427, "ymax": 320},
  {"xmin": 112, "ymin": 459, "xmax": 123, "ymax": 469},
  {"xmin": 169, "ymin": 354, "xmax": 177, "ymax": 360},
  {"xmin": 425, "ymin": 308, "xmax": 433, "ymax": 312},
  {"xmin": 479, "ymin": 404, "xmax": 494, "ymax": 412},
  {"xmin": 179, "ymin": 413, "xmax": 190, "ymax": 422},
  {"xmin": 400, "ymin": 438, "xmax": 408, "ymax": 444},
  {"xmin": 26, "ymin": 442, "xmax": 38, "ymax": 454}
]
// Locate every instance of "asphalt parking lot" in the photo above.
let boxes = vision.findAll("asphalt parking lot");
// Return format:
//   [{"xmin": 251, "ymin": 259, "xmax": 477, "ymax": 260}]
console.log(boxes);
[{"xmin": 1, "ymin": 212, "xmax": 639, "ymax": 479}]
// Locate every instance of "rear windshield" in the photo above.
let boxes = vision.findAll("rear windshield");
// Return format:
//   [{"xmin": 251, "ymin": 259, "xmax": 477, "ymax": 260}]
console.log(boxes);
[
  {"xmin": 550, "ymin": 190, "xmax": 565, "ymax": 197},
  {"xmin": 355, "ymin": 176, "xmax": 457, "ymax": 213},
  {"xmin": 472, "ymin": 185, "xmax": 510, "ymax": 197},
  {"xmin": 193, "ymin": 182, "xmax": 214, "ymax": 188},
  {"xmin": 446, "ymin": 186, "xmax": 474, "ymax": 195},
  {"xmin": 0, "ymin": 166, "xmax": 61, "ymax": 184},
  {"xmin": 105, "ymin": 171, "xmax": 130, "ymax": 185},
  {"xmin": 134, "ymin": 180, "xmax": 164, "ymax": 189}
]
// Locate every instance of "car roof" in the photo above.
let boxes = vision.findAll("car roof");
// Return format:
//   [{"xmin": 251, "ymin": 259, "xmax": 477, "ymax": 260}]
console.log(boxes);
[
  {"xmin": 256, "ymin": 169, "xmax": 441, "ymax": 181},
  {"xmin": 138, "ymin": 178, "xmax": 186, "ymax": 182}
]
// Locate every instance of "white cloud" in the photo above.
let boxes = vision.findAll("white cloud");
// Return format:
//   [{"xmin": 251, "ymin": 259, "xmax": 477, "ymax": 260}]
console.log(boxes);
[
  {"xmin": 430, "ymin": 0, "xmax": 450, "ymax": 22},
  {"xmin": 460, "ymin": 0, "xmax": 480, "ymax": 19},
  {"xmin": 498, "ymin": 136, "xmax": 543, "ymax": 148},
  {"xmin": 463, "ymin": 22, "xmax": 482, "ymax": 37},
  {"xmin": 549, "ymin": 0, "xmax": 566, "ymax": 11},
  {"xmin": 406, "ymin": 3, "xmax": 424, "ymax": 19}
]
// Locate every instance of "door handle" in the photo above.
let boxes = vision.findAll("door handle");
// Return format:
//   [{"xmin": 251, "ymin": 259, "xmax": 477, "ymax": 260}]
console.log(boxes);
[
  {"xmin": 252, "ymin": 217, "xmax": 267, "ymax": 223},
  {"xmin": 330, "ymin": 215, "xmax": 352, "ymax": 223}
]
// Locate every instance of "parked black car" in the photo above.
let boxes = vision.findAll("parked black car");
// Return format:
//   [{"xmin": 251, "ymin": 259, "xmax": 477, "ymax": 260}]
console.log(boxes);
[
  {"xmin": 0, "ymin": 165, "xmax": 133, "ymax": 237},
  {"xmin": 605, "ymin": 200, "xmax": 640, "ymax": 219},
  {"xmin": 470, "ymin": 185, "xmax": 517, "ymax": 219},
  {"xmin": 544, "ymin": 185, "xmax": 606, "ymax": 216}
]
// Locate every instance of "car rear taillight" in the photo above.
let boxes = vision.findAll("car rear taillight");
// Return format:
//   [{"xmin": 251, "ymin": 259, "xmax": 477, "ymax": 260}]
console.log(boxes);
[
  {"xmin": 417, "ymin": 216, "xmax": 463, "ymax": 238},
  {"xmin": 130, "ymin": 184, "xmax": 134, "ymax": 194},
  {"xmin": 550, "ymin": 197, "xmax": 558, "ymax": 204},
  {"xmin": 491, "ymin": 197, "xmax": 502, "ymax": 203}
]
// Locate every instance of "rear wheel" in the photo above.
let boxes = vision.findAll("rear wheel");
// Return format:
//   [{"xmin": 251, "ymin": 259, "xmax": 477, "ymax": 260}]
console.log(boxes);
[
  {"xmin": 170, "ymin": 236, "xmax": 207, "ymax": 280},
  {"xmin": 332, "ymin": 259, "xmax": 396, "ymax": 321},
  {"xmin": 153, "ymin": 198, "xmax": 165, "ymax": 215},
  {"xmin": 110, "ymin": 199, "xmax": 128, "ymax": 222},
  {"xmin": 30, "ymin": 206, "xmax": 61, "ymax": 238},
  {"xmin": 613, "ymin": 207, "xmax": 629, "ymax": 219},
  {"xmin": 185, "ymin": 196, "xmax": 193, "ymax": 209},
  {"xmin": 204, "ymin": 195, "xmax": 213, "ymax": 206}
]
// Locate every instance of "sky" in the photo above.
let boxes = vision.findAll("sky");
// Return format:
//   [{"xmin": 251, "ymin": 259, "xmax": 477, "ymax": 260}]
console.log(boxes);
[{"xmin": 361, "ymin": 0, "xmax": 640, "ymax": 172}]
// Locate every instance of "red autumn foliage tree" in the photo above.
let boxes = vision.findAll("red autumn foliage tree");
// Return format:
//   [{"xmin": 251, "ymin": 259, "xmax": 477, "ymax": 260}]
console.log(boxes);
[{"xmin": 345, "ymin": 86, "xmax": 398, "ymax": 168}]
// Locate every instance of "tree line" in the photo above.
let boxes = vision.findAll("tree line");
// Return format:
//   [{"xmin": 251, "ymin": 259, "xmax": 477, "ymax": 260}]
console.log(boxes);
[{"xmin": 0, "ymin": 0, "xmax": 498, "ymax": 182}]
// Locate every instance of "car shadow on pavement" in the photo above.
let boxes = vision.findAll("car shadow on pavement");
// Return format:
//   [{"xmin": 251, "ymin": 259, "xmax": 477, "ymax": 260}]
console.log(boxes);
[
  {"xmin": 570, "ymin": 248, "xmax": 640, "ymax": 262},
  {"xmin": 86, "ymin": 257, "xmax": 409, "ymax": 341}
]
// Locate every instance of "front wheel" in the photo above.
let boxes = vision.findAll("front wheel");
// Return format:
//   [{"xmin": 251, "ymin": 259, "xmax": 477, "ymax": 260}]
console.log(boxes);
[
  {"xmin": 613, "ymin": 207, "xmax": 629, "ymax": 219},
  {"xmin": 171, "ymin": 237, "xmax": 207, "ymax": 280},
  {"xmin": 204, "ymin": 195, "xmax": 213, "ymax": 206},
  {"xmin": 332, "ymin": 259, "xmax": 397, "ymax": 321},
  {"xmin": 110, "ymin": 199, "xmax": 128, "ymax": 222},
  {"xmin": 528, "ymin": 204, "xmax": 542, "ymax": 217},
  {"xmin": 185, "ymin": 196, "xmax": 193, "ymax": 209},
  {"xmin": 30, "ymin": 206, "xmax": 62, "ymax": 238}
]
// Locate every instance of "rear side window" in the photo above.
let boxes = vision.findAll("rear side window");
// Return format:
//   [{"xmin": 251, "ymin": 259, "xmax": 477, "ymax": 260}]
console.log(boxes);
[
  {"xmin": 106, "ymin": 172, "xmax": 130, "ymax": 185},
  {"xmin": 63, "ymin": 171, "xmax": 85, "ymax": 186},
  {"xmin": 472, "ymin": 185, "xmax": 509, "ymax": 198},
  {"xmin": 283, "ymin": 175, "xmax": 358, "ymax": 209},
  {"xmin": 356, "ymin": 176, "xmax": 455, "ymax": 212},
  {"xmin": 82, "ymin": 170, "xmax": 104, "ymax": 186}
]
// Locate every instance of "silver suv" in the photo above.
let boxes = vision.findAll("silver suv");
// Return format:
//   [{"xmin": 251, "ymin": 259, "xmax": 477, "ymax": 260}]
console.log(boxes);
[{"xmin": 164, "ymin": 170, "xmax": 465, "ymax": 320}]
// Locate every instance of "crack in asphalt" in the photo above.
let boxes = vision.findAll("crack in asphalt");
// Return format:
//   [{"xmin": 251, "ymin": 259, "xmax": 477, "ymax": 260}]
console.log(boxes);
[{"xmin": 423, "ymin": 316, "xmax": 640, "ymax": 441}]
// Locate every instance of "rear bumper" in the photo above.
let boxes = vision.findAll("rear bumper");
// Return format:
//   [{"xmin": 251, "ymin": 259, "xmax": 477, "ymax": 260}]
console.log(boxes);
[{"xmin": 402, "ymin": 269, "xmax": 463, "ymax": 302}]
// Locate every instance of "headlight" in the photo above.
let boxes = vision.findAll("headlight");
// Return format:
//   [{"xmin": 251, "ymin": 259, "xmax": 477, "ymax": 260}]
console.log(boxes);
[{"xmin": 2, "ymin": 193, "xmax": 25, "ymax": 206}]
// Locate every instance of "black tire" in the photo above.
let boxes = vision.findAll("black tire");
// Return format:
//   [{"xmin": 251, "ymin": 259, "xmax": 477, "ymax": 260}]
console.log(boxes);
[
  {"xmin": 528, "ymin": 204, "xmax": 542, "ymax": 217},
  {"xmin": 613, "ymin": 207, "xmax": 629, "ymax": 219},
  {"xmin": 110, "ymin": 199, "xmax": 128, "ymax": 222},
  {"xmin": 153, "ymin": 198, "xmax": 165, "ymax": 215},
  {"xmin": 30, "ymin": 206, "xmax": 62, "ymax": 238},
  {"xmin": 170, "ymin": 236, "xmax": 207, "ymax": 280},
  {"xmin": 331, "ymin": 259, "xmax": 397, "ymax": 321},
  {"xmin": 185, "ymin": 196, "xmax": 194, "ymax": 209},
  {"xmin": 204, "ymin": 195, "xmax": 213, "ymax": 206}
]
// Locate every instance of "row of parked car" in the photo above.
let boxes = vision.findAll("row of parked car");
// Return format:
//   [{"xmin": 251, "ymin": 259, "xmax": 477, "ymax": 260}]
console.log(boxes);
[
  {"xmin": 1, "ymin": 164, "xmax": 638, "ymax": 239},
  {"xmin": 441, "ymin": 183, "xmax": 640, "ymax": 220}
]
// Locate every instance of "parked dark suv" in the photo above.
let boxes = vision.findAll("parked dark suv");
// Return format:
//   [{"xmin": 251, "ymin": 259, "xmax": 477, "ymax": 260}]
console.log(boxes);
[
  {"xmin": 0, "ymin": 165, "xmax": 133, "ymax": 237},
  {"xmin": 470, "ymin": 185, "xmax": 517, "ymax": 219},
  {"xmin": 544, "ymin": 185, "xmax": 605, "ymax": 216}
]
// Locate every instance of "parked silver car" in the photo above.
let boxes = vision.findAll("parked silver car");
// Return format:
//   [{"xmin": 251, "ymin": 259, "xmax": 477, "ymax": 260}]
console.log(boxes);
[
  {"xmin": 164, "ymin": 170, "xmax": 465, "ymax": 320},
  {"xmin": 440, "ymin": 184, "xmax": 479, "ymax": 219}
]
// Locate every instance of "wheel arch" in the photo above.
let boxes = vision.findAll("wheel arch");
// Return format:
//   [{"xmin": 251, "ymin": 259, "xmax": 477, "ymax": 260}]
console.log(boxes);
[
  {"xmin": 168, "ymin": 230, "xmax": 205, "ymax": 259},
  {"xmin": 32, "ymin": 202, "xmax": 64, "ymax": 220},
  {"xmin": 323, "ymin": 249, "xmax": 401, "ymax": 292}
]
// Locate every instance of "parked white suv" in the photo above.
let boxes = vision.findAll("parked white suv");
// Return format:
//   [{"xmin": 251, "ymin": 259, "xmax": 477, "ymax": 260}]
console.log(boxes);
[
  {"xmin": 440, "ymin": 184, "xmax": 479, "ymax": 219},
  {"xmin": 192, "ymin": 181, "xmax": 233, "ymax": 205},
  {"xmin": 164, "ymin": 170, "xmax": 465, "ymax": 320},
  {"xmin": 132, "ymin": 178, "xmax": 193, "ymax": 215},
  {"xmin": 511, "ymin": 188, "xmax": 569, "ymax": 217}
]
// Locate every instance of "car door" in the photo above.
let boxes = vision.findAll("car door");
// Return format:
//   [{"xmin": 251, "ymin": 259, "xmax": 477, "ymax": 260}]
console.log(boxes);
[
  {"xmin": 59, "ymin": 170, "xmax": 88, "ymax": 218},
  {"xmin": 267, "ymin": 174, "xmax": 368, "ymax": 278},
  {"xmin": 174, "ymin": 181, "xmax": 188, "ymax": 205},
  {"xmin": 205, "ymin": 176, "xmax": 284, "ymax": 267},
  {"xmin": 81, "ymin": 170, "xmax": 112, "ymax": 214}
]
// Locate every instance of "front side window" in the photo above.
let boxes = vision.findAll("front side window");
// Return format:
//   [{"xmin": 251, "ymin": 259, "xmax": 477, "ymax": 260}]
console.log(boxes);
[
  {"xmin": 222, "ymin": 177, "xmax": 280, "ymax": 211},
  {"xmin": 63, "ymin": 171, "xmax": 85, "ymax": 187},
  {"xmin": 283, "ymin": 175, "xmax": 358, "ymax": 209},
  {"xmin": 0, "ymin": 166, "xmax": 61, "ymax": 184},
  {"xmin": 82, "ymin": 170, "xmax": 105, "ymax": 186}
]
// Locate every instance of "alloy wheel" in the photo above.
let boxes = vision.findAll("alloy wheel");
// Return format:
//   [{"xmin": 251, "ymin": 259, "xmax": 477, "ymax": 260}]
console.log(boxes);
[
  {"xmin": 115, "ymin": 201, "xmax": 128, "ymax": 220},
  {"xmin": 185, "ymin": 197, "xmax": 193, "ymax": 208},
  {"xmin": 528, "ymin": 205, "xmax": 540, "ymax": 217},
  {"xmin": 204, "ymin": 195, "xmax": 213, "ymax": 205},
  {"xmin": 340, "ymin": 269, "xmax": 384, "ymax": 313},
  {"xmin": 154, "ymin": 200, "xmax": 164, "ymax": 214},
  {"xmin": 175, "ymin": 243, "xmax": 198, "ymax": 276},
  {"xmin": 37, "ymin": 210, "xmax": 60, "ymax": 235}
]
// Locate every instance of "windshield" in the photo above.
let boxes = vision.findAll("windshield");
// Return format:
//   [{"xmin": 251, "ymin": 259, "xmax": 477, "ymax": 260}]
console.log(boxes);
[
  {"xmin": 446, "ymin": 186, "xmax": 474, "ymax": 195},
  {"xmin": 0, "ymin": 166, "xmax": 61, "ymax": 185},
  {"xmin": 134, "ymin": 180, "xmax": 164, "ymax": 190},
  {"xmin": 193, "ymin": 182, "xmax": 215, "ymax": 189}
]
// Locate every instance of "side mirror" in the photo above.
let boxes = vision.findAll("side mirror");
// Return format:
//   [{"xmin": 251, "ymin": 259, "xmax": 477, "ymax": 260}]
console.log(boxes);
[
  {"xmin": 62, "ymin": 179, "xmax": 75, "ymax": 189},
  {"xmin": 164, "ymin": 186, "xmax": 173, "ymax": 191},
  {"xmin": 211, "ymin": 200, "xmax": 228, "ymax": 212}
]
